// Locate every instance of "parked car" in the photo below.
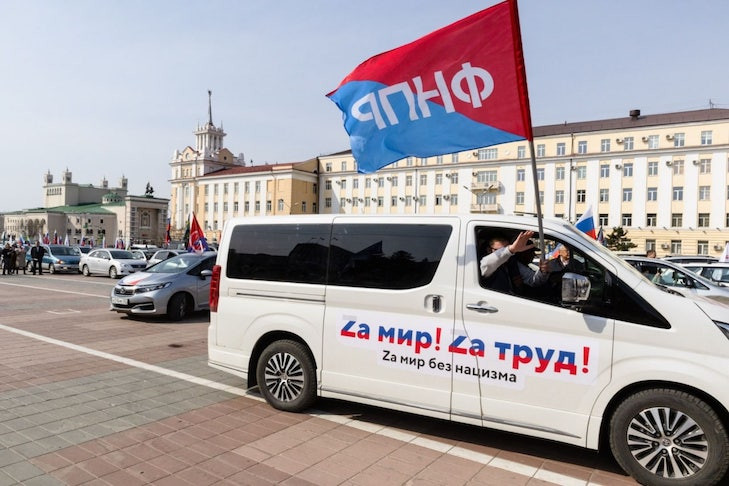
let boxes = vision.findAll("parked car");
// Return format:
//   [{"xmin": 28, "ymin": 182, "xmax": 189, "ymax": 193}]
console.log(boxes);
[
  {"xmin": 683, "ymin": 262, "xmax": 729, "ymax": 287},
  {"xmin": 110, "ymin": 251, "xmax": 216, "ymax": 320},
  {"xmin": 25, "ymin": 244, "xmax": 81, "ymax": 274},
  {"xmin": 663, "ymin": 255, "xmax": 718, "ymax": 264},
  {"xmin": 73, "ymin": 245, "xmax": 92, "ymax": 255},
  {"xmin": 129, "ymin": 249, "xmax": 148, "ymax": 261},
  {"xmin": 623, "ymin": 256, "xmax": 729, "ymax": 304},
  {"xmin": 146, "ymin": 249, "xmax": 183, "ymax": 267},
  {"xmin": 80, "ymin": 249, "xmax": 148, "ymax": 278}
]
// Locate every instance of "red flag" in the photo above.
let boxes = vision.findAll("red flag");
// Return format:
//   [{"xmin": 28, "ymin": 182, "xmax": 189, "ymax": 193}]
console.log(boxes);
[
  {"xmin": 188, "ymin": 213, "xmax": 209, "ymax": 254},
  {"xmin": 327, "ymin": 0, "xmax": 532, "ymax": 173}
]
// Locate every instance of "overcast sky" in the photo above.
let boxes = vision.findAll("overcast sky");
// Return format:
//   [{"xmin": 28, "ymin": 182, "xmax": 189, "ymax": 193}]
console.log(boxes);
[{"xmin": 2, "ymin": 0, "xmax": 727, "ymax": 212}]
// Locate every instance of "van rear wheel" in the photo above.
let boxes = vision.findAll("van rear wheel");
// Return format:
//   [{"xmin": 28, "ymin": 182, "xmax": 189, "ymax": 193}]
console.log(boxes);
[
  {"xmin": 256, "ymin": 340, "xmax": 316, "ymax": 412},
  {"xmin": 609, "ymin": 388, "xmax": 729, "ymax": 486}
]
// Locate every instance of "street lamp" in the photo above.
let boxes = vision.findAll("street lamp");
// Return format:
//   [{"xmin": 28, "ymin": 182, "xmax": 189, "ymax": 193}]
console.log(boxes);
[{"xmin": 463, "ymin": 185, "xmax": 481, "ymax": 213}]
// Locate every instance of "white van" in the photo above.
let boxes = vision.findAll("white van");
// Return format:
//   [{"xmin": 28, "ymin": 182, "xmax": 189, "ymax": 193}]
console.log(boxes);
[{"xmin": 209, "ymin": 215, "xmax": 729, "ymax": 485}]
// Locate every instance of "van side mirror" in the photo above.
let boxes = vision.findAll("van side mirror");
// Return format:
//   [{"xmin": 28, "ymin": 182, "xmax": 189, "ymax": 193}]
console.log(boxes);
[{"xmin": 561, "ymin": 272, "xmax": 591, "ymax": 303}]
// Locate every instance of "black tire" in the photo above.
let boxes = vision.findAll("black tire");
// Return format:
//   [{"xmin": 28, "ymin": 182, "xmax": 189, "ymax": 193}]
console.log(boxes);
[
  {"xmin": 609, "ymin": 388, "xmax": 729, "ymax": 486},
  {"xmin": 26, "ymin": 261, "xmax": 33, "ymax": 272},
  {"xmin": 49, "ymin": 263, "xmax": 56, "ymax": 274},
  {"xmin": 82, "ymin": 265, "xmax": 91, "ymax": 276},
  {"xmin": 108, "ymin": 266, "xmax": 118, "ymax": 279},
  {"xmin": 166, "ymin": 293, "xmax": 190, "ymax": 321},
  {"xmin": 256, "ymin": 340, "xmax": 316, "ymax": 412}
]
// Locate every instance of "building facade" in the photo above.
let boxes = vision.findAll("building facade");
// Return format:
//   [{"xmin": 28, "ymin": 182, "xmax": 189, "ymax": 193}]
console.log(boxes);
[{"xmin": 317, "ymin": 108, "xmax": 729, "ymax": 257}]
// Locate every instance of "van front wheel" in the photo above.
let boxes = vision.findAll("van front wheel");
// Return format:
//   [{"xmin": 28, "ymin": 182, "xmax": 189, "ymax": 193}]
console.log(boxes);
[
  {"xmin": 609, "ymin": 388, "xmax": 729, "ymax": 486},
  {"xmin": 256, "ymin": 340, "xmax": 316, "ymax": 412}
]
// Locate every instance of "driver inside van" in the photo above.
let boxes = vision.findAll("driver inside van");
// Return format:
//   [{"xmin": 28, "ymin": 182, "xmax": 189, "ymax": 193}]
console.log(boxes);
[{"xmin": 480, "ymin": 230, "xmax": 549, "ymax": 294}]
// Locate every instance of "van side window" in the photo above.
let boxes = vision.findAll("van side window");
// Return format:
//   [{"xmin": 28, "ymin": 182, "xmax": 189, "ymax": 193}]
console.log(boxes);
[
  {"xmin": 328, "ymin": 224, "xmax": 452, "ymax": 289},
  {"xmin": 226, "ymin": 224, "xmax": 330, "ymax": 283}
]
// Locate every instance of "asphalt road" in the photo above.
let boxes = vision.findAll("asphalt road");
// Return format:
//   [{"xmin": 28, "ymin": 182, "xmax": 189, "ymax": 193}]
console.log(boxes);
[{"xmin": 0, "ymin": 272, "xmax": 636, "ymax": 485}]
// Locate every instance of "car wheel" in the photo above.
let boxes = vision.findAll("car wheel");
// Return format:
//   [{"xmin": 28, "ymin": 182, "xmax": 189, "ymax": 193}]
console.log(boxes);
[
  {"xmin": 49, "ymin": 263, "xmax": 56, "ymax": 274},
  {"xmin": 26, "ymin": 261, "xmax": 33, "ymax": 272},
  {"xmin": 256, "ymin": 340, "xmax": 316, "ymax": 412},
  {"xmin": 167, "ymin": 293, "xmax": 190, "ymax": 321},
  {"xmin": 82, "ymin": 265, "xmax": 91, "ymax": 276},
  {"xmin": 109, "ymin": 267, "xmax": 118, "ymax": 279},
  {"xmin": 609, "ymin": 388, "xmax": 729, "ymax": 486}
]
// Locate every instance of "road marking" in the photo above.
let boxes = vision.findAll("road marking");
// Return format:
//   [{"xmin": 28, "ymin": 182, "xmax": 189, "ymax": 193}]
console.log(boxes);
[
  {"xmin": 47, "ymin": 309, "xmax": 82, "ymax": 315},
  {"xmin": 0, "ymin": 323, "xmax": 600, "ymax": 486},
  {"xmin": 0, "ymin": 280, "xmax": 109, "ymax": 298}
]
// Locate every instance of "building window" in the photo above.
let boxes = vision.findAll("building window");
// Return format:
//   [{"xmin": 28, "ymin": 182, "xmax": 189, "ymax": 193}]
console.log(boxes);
[
  {"xmin": 325, "ymin": 162, "xmax": 332, "ymax": 172},
  {"xmin": 647, "ymin": 187, "xmax": 657, "ymax": 201},
  {"xmin": 536, "ymin": 144, "xmax": 545, "ymax": 157},
  {"xmin": 406, "ymin": 157, "xmax": 414, "ymax": 167},
  {"xmin": 377, "ymin": 196, "xmax": 384, "ymax": 207},
  {"xmin": 477, "ymin": 170, "xmax": 497, "ymax": 183},
  {"xmin": 646, "ymin": 239, "xmax": 656, "ymax": 252},
  {"xmin": 278, "ymin": 199, "xmax": 284, "ymax": 211},
  {"xmin": 576, "ymin": 166, "xmax": 587, "ymax": 179},
  {"xmin": 244, "ymin": 182, "xmax": 250, "ymax": 193},
  {"xmin": 223, "ymin": 202, "xmax": 228, "ymax": 212},
  {"xmin": 555, "ymin": 166, "xmax": 565, "ymax": 180},
  {"xmin": 701, "ymin": 130, "xmax": 713, "ymax": 145},
  {"xmin": 391, "ymin": 196, "xmax": 398, "ymax": 206},
  {"xmin": 353, "ymin": 179, "xmax": 359, "ymax": 189},
  {"xmin": 672, "ymin": 186, "xmax": 683, "ymax": 201},
  {"xmin": 451, "ymin": 194, "xmax": 458, "ymax": 205},
  {"xmin": 325, "ymin": 180, "xmax": 332, "ymax": 190},
  {"xmin": 517, "ymin": 146, "xmax": 526, "ymax": 159},
  {"xmin": 536, "ymin": 168, "xmax": 544, "ymax": 181},
  {"xmin": 600, "ymin": 164, "xmax": 610, "ymax": 178},
  {"xmin": 450, "ymin": 173, "xmax": 458, "ymax": 184},
  {"xmin": 576, "ymin": 190, "xmax": 586, "ymax": 203},
  {"xmin": 341, "ymin": 161, "xmax": 347, "ymax": 171},
  {"xmin": 436, "ymin": 155, "xmax": 443, "ymax": 164},
  {"xmin": 621, "ymin": 213, "xmax": 632, "ymax": 226},
  {"xmin": 255, "ymin": 201, "xmax": 261, "ymax": 212},
  {"xmin": 697, "ymin": 240, "xmax": 709, "ymax": 255},
  {"xmin": 671, "ymin": 213, "xmax": 683, "ymax": 227},
  {"xmin": 698, "ymin": 213, "xmax": 710, "ymax": 227},
  {"xmin": 647, "ymin": 161, "xmax": 658, "ymax": 176},
  {"xmin": 623, "ymin": 163, "xmax": 633, "ymax": 177},
  {"xmin": 646, "ymin": 213, "xmax": 657, "ymax": 227},
  {"xmin": 599, "ymin": 189, "xmax": 609, "ymax": 202},
  {"xmin": 391, "ymin": 176, "xmax": 398, "ymax": 187},
  {"xmin": 516, "ymin": 169, "xmax": 525, "ymax": 181},
  {"xmin": 556, "ymin": 143, "xmax": 566, "ymax": 156},
  {"xmin": 478, "ymin": 148, "xmax": 498, "ymax": 160},
  {"xmin": 418, "ymin": 195, "xmax": 426, "ymax": 206},
  {"xmin": 233, "ymin": 201, "xmax": 239, "ymax": 212},
  {"xmin": 672, "ymin": 160, "xmax": 684, "ymax": 175},
  {"xmin": 405, "ymin": 195, "xmax": 412, "ymax": 206},
  {"xmin": 213, "ymin": 202, "xmax": 218, "ymax": 212},
  {"xmin": 266, "ymin": 200, "xmax": 272, "ymax": 212},
  {"xmin": 255, "ymin": 181, "xmax": 261, "ymax": 193},
  {"xmin": 418, "ymin": 157, "xmax": 427, "ymax": 166},
  {"xmin": 435, "ymin": 195, "xmax": 442, "ymax": 206},
  {"xmin": 600, "ymin": 139, "xmax": 611, "ymax": 152},
  {"xmin": 405, "ymin": 175, "xmax": 413, "ymax": 186},
  {"xmin": 325, "ymin": 197, "xmax": 332, "ymax": 208},
  {"xmin": 244, "ymin": 201, "xmax": 250, "ymax": 212},
  {"xmin": 515, "ymin": 192, "xmax": 524, "ymax": 205},
  {"xmin": 435, "ymin": 173, "xmax": 443, "ymax": 185},
  {"xmin": 302, "ymin": 201, "xmax": 307, "ymax": 212},
  {"xmin": 377, "ymin": 177, "xmax": 385, "ymax": 188},
  {"xmin": 365, "ymin": 178, "xmax": 372, "ymax": 188},
  {"xmin": 699, "ymin": 186, "xmax": 711, "ymax": 200},
  {"xmin": 622, "ymin": 188, "xmax": 632, "ymax": 202},
  {"xmin": 577, "ymin": 141, "xmax": 587, "ymax": 154},
  {"xmin": 451, "ymin": 153, "xmax": 459, "ymax": 163},
  {"xmin": 555, "ymin": 190, "xmax": 564, "ymax": 204},
  {"xmin": 647, "ymin": 135, "xmax": 659, "ymax": 149},
  {"xmin": 599, "ymin": 213, "xmax": 608, "ymax": 226},
  {"xmin": 340, "ymin": 179, "xmax": 347, "ymax": 189},
  {"xmin": 623, "ymin": 136, "xmax": 634, "ymax": 150},
  {"xmin": 699, "ymin": 158, "xmax": 711, "ymax": 174},
  {"xmin": 673, "ymin": 133, "xmax": 685, "ymax": 147},
  {"xmin": 671, "ymin": 240, "xmax": 682, "ymax": 254},
  {"xmin": 419, "ymin": 174, "xmax": 427, "ymax": 185}
]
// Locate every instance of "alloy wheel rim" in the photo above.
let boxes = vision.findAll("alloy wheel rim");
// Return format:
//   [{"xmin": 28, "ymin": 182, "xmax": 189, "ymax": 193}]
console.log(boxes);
[
  {"xmin": 263, "ymin": 352, "xmax": 305, "ymax": 402},
  {"xmin": 626, "ymin": 406, "xmax": 708, "ymax": 478}
]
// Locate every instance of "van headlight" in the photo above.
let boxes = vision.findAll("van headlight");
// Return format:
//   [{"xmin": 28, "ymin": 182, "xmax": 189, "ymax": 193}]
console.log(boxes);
[
  {"xmin": 715, "ymin": 321, "xmax": 729, "ymax": 340},
  {"xmin": 136, "ymin": 282, "xmax": 171, "ymax": 293}
]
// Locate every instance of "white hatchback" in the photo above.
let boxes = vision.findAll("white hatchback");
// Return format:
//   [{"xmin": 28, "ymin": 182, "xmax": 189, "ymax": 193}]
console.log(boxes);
[{"xmin": 80, "ymin": 249, "xmax": 148, "ymax": 278}]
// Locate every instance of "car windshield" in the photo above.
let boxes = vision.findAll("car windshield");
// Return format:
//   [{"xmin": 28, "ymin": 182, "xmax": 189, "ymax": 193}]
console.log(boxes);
[
  {"xmin": 109, "ymin": 250, "xmax": 135, "ymax": 259},
  {"xmin": 50, "ymin": 246, "xmax": 77, "ymax": 256},
  {"xmin": 145, "ymin": 253, "xmax": 204, "ymax": 274}
]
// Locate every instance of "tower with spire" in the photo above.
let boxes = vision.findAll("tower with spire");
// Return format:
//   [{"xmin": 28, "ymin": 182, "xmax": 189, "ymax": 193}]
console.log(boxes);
[{"xmin": 168, "ymin": 91, "xmax": 245, "ymax": 236}]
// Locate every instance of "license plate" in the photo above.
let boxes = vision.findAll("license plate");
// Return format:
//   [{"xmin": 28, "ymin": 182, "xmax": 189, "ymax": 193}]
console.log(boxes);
[{"xmin": 111, "ymin": 297, "xmax": 129, "ymax": 305}]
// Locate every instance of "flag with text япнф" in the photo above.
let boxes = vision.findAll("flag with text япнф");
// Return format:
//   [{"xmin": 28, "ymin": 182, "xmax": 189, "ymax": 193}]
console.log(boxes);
[{"xmin": 327, "ymin": 0, "xmax": 533, "ymax": 173}]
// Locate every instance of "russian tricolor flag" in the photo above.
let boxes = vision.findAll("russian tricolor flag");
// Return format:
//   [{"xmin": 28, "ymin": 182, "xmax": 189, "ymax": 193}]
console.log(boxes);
[
  {"xmin": 575, "ymin": 206, "xmax": 597, "ymax": 240},
  {"xmin": 327, "ymin": 0, "xmax": 532, "ymax": 173}
]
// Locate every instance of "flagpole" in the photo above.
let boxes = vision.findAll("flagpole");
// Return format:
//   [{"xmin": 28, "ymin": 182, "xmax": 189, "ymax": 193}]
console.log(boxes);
[{"xmin": 527, "ymin": 140, "xmax": 545, "ymax": 256}]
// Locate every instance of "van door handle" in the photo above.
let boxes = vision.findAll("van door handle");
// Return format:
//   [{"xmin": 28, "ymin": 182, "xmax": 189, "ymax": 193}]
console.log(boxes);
[{"xmin": 466, "ymin": 302, "xmax": 499, "ymax": 313}]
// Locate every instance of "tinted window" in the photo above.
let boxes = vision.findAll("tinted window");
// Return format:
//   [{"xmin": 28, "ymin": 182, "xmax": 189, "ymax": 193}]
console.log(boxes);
[
  {"xmin": 328, "ymin": 224, "xmax": 452, "ymax": 289},
  {"xmin": 227, "ymin": 224, "xmax": 330, "ymax": 283}
]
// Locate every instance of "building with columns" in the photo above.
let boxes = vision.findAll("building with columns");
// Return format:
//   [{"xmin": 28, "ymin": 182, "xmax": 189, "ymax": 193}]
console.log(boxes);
[{"xmin": 317, "ymin": 108, "xmax": 729, "ymax": 257}]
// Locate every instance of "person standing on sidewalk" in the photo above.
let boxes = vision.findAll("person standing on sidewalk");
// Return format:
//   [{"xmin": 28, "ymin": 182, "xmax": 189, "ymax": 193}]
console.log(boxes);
[
  {"xmin": 15, "ymin": 244, "xmax": 27, "ymax": 274},
  {"xmin": 30, "ymin": 241, "xmax": 45, "ymax": 275},
  {"xmin": 1, "ymin": 244, "xmax": 14, "ymax": 275}
]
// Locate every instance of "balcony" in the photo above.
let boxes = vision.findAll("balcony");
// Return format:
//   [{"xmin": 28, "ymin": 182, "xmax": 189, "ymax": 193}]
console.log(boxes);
[
  {"xmin": 470, "ymin": 203, "xmax": 500, "ymax": 213},
  {"xmin": 471, "ymin": 181, "xmax": 499, "ymax": 192}
]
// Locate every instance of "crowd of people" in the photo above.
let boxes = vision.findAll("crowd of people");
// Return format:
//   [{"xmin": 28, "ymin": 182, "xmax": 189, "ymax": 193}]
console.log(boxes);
[{"xmin": 1, "ymin": 241, "xmax": 45, "ymax": 275}]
